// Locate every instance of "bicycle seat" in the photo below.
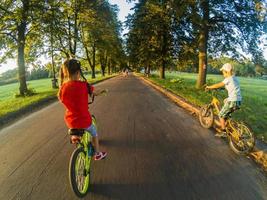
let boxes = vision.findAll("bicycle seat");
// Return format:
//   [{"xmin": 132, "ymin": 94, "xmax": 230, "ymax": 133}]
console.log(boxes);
[{"xmin": 68, "ymin": 129, "xmax": 85, "ymax": 136}]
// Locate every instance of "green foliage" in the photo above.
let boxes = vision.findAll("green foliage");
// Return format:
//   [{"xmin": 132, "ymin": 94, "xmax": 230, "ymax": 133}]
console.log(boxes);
[
  {"xmin": 127, "ymin": 0, "xmax": 267, "ymax": 85},
  {"xmin": 170, "ymin": 77, "xmax": 184, "ymax": 84},
  {"xmin": 0, "ymin": 0, "xmax": 46, "ymax": 62},
  {"xmin": 14, "ymin": 87, "xmax": 36, "ymax": 98},
  {"xmin": 27, "ymin": 65, "xmax": 49, "ymax": 80},
  {"xmin": 0, "ymin": 68, "xmax": 17, "ymax": 79},
  {"xmin": 126, "ymin": 0, "xmax": 174, "ymax": 76},
  {"xmin": 0, "ymin": 0, "xmax": 124, "ymax": 94}
]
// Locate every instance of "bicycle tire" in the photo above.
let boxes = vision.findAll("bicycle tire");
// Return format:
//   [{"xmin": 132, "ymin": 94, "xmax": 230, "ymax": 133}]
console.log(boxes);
[
  {"xmin": 228, "ymin": 121, "xmax": 255, "ymax": 155},
  {"xmin": 69, "ymin": 147, "xmax": 91, "ymax": 198},
  {"xmin": 199, "ymin": 105, "xmax": 214, "ymax": 129}
]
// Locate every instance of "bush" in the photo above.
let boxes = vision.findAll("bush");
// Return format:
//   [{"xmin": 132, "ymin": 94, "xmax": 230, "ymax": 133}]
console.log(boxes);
[{"xmin": 14, "ymin": 88, "xmax": 37, "ymax": 98}]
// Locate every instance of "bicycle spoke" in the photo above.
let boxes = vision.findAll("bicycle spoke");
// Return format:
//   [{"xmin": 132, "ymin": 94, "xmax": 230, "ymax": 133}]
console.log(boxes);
[{"xmin": 75, "ymin": 154, "xmax": 86, "ymax": 192}]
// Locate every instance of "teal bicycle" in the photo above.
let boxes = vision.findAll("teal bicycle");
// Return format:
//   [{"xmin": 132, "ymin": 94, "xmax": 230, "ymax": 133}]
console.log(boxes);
[{"xmin": 68, "ymin": 89, "xmax": 107, "ymax": 198}]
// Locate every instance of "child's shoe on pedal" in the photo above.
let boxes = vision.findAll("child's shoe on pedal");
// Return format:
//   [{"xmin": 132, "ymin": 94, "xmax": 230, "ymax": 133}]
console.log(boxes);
[
  {"xmin": 94, "ymin": 152, "xmax": 107, "ymax": 161},
  {"xmin": 215, "ymin": 130, "xmax": 227, "ymax": 138}
]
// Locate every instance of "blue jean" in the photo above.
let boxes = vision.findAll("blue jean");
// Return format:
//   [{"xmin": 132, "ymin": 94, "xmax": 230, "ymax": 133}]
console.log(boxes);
[{"xmin": 85, "ymin": 124, "xmax": 97, "ymax": 137}]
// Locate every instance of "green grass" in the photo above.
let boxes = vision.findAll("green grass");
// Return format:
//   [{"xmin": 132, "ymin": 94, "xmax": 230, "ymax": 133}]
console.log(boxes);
[
  {"xmin": 149, "ymin": 71, "xmax": 267, "ymax": 140},
  {"xmin": 0, "ymin": 74, "xmax": 116, "ymax": 118}
]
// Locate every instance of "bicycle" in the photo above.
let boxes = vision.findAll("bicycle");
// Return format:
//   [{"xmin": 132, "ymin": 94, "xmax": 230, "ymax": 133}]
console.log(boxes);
[
  {"xmin": 68, "ymin": 89, "xmax": 107, "ymax": 198},
  {"xmin": 198, "ymin": 89, "xmax": 255, "ymax": 155}
]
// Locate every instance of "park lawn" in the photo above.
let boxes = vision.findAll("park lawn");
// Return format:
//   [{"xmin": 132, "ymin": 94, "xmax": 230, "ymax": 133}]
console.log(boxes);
[
  {"xmin": 0, "ymin": 74, "xmax": 116, "ymax": 118},
  {"xmin": 149, "ymin": 72, "xmax": 267, "ymax": 140}
]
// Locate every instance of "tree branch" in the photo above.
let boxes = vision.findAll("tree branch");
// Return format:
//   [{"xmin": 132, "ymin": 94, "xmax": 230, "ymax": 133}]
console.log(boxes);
[
  {"xmin": 0, "ymin": 5, "xmax": 12, "ymax": 14},
  {"xmin": 209, "ymin": 16, "xmax": 241, "ymax": 31},
  {"xmin": 0, "ymin": 31, "xmax": 17, "ymax": 41}
]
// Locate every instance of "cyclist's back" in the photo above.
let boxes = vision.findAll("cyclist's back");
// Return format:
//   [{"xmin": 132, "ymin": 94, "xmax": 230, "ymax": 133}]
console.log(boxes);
[{"xmin": 58, "ymin": 59, "xmax": 107, "ymax": 161}]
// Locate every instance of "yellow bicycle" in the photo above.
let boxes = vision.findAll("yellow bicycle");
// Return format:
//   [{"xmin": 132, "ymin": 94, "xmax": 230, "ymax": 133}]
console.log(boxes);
[{"xmin": 199, "ymin": 89, "xmax": 255, "ymax": 154}]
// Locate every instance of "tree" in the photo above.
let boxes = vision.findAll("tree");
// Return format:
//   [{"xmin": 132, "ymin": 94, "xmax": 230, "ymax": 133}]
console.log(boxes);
[
  {"xmin": 80, "ymin": 0, "xmax": 123, "ymax": 78},
  {"xmin": 42, "ymin": 0, "xmax": 63, "ymax": 88},
  {"xmin": 174, "ymin": 0, "xmax": 267, "ymax": 88},
  {"xmin": 126, "ymin": 0, "xmax": 174, "ymax": 78},
  {"xmin": 0, "ymin": 0, "xmax": 46, "ymax": 95}
]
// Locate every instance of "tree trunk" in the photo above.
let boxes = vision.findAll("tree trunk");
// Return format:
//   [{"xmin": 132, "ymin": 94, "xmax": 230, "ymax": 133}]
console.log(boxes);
[
  {"xmin": 92, "ymin": 44, "xmax": 96, "ymax": 79},
  {"xmin": 196, "ymin": 0, "xmax": 209, "ymax": 89},
  {"xmin": 50, "ymin": 30, "xmax": 57, "ymax": 89},
  {"xmin": 108, "ymin": 59, "xmax": 111, "ymax": 75},
  {"xmin": 51, "ymin": 48, "xmax": 57, "ymax": 89},
  {"xmin": 84, "ymin": 43, "xmax": 93, "ymax": 76},
  {"xmin": 145, "ymin": 64, "xmax": 151, "ymax": 77},
  {"xmin": 147, "ymin": 64, "xmax": 151, "ymax": 76},
  {"xmin": 159, "ymin": 62, "xmax": 165, "ymax": 79},
  {"xmin": 160, "ymin": 23, "xmax": 168, "ymax": 79},
  {"xmin": 67, "ymin": 16, "xmax": 73, "ymax": 56},
  {"xmin": 111, "ymin": 60, "xmax": 115, "ymax": 73},
  {"xmin": 17, "ymin": 29, "xmax": 28, "ymax": 95},
  {"xmin": 100, "ymin": 61, "xmax": 105, "ymax": 77},
  {"xmin": 100, "ymin": 54, "xmax": 105, "ymax": 77},
  {"xmin": 100, "ymin": 50, "xmax": 108, "ymax": 77},
  {"xmin": 17, "ymin": 0, "xmax": 29, "ymax": 96}
]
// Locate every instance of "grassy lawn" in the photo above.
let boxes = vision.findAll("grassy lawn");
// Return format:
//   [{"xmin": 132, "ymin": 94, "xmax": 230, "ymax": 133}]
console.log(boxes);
[
  {"xmin": 0, "ymin": 74, "xmax": 116, "ymax": 118},
  {"xmin": 149, "ymin": 71, "xmax": 267, "ymax": 140}
]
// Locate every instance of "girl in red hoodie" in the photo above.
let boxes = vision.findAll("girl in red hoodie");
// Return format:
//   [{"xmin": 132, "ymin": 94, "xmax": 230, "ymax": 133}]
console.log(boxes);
[{"xmin": 58, "ymin": 59, "xmax": 107, "ymax": 161}]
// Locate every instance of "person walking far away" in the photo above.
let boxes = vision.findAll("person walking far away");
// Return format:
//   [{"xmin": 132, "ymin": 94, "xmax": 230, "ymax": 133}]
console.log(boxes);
[
  {"xmin": 58, "ymin": 59, "xmax": 107, "ymax": 160},
  {"xmin": 206, "ymin": 63, "xmax": 242, "ymax": 137}
]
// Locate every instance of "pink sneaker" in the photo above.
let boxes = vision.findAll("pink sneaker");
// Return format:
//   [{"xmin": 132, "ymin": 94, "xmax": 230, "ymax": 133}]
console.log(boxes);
[{"xmin": 94, "ymin": 152, "xmax": 107, "ymax": 161}]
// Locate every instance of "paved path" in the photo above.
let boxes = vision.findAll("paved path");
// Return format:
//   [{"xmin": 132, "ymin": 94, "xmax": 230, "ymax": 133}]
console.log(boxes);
[{"xmin": 0, "ymin": 75, "xmax": 266, "ymax": 200}]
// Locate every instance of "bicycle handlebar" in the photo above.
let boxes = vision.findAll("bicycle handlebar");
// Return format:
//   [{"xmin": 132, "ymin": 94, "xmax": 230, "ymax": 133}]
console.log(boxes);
[
  {"xmin": 88, "ymin": 89, "xmax": 108, "ymax": 104},
  {"xmin": 205, "ymin": 87, "xmax": 224, "ymax": 92}
]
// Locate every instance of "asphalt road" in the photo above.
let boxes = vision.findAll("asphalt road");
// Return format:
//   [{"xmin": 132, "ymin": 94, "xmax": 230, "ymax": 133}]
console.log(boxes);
[{"xmin": 0, "ymin": 75, "xmax": 266, "ymax": 200}]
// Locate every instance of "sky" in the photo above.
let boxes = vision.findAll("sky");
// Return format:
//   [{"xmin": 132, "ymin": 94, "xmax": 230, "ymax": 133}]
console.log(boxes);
[
  {"xmin": 0, "ymin": 1, "xmax": 267, "ymax": 74},
  {"xmin": 109, "ymin": 0, "xmax": 135, "ymax": 33}
]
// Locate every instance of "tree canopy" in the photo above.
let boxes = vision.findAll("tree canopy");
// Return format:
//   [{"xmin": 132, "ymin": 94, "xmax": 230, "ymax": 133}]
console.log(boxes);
[
  {"xmin": 0, "ymin": 0, "xmax": 124, "ymax": 94},
  {"xmin": 126, "ymin": 0, "xmax": 267, "ymax": 88}
]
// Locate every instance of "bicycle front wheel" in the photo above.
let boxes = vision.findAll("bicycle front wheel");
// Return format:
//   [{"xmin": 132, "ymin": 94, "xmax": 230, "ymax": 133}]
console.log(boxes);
[
  {"xmin": 228, "ymin": 121, "xmax": 255, "ymax": 155},
  {"xmin": 69, "ymin": 147, "xmax": 91, "ymax": 198},
  {"xmin": 199, "ymin": 105, "xmax": 214, "ymax": 128}
]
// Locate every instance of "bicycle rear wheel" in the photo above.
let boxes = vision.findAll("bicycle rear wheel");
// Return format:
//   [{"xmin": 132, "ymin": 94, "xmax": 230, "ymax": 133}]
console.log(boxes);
[
  {"xmin": 227, "ymin": 120, "xmax": 255, "ymax": 155},
  {"xmin": 69, "ymin": 147, "xmax": 92, "ymax": 198},
  {"xmin": 199, "ymin": 105, "xmax": 214, "ymax": 128}
]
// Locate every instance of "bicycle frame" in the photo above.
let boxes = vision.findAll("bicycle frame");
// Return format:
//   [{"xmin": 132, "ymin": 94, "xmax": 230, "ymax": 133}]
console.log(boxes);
[
  {"xmin": 77, "ymin": 132, "xmax": 92, "ymax": 174},
  {"xmin": 78, "ymin": 132, "xmax": 89, "ymax": 153},
  {"xmin": 210, "ymin": 96, "xmax": 221, "ymax": 115},
  {"xmin": 209, "ymin": 93, "xmax": 240, "ymax": 140}
]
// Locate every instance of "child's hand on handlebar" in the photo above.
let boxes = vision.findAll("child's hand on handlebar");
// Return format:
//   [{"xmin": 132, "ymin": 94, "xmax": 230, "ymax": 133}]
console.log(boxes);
[
  {"xmin": 205, "ymin": 86, "xmax": 212, "ymax": 91},
  {"xmin": 93, "ymin": 89, "xmax": 108, "ymax": 96}
]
